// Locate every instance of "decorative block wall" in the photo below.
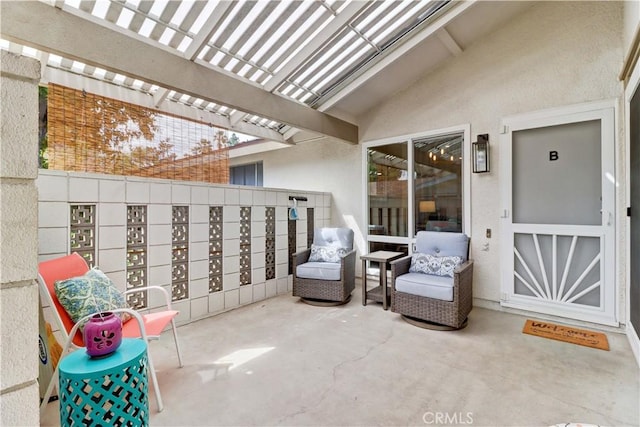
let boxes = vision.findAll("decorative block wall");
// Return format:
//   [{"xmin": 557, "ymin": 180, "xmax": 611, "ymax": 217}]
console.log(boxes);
[
  {"xmin": 126, "ymin": 205, "xmax": 147, "ymax": 309},
  {"xmin": 36, "ymin": 170, "xmax": 330, "ymax": 328}
]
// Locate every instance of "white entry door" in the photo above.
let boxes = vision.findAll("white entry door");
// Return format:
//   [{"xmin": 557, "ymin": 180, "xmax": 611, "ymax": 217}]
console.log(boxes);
[{"xmin": 500, "ymin": 101, "xmax": 617, "ymax": 326}]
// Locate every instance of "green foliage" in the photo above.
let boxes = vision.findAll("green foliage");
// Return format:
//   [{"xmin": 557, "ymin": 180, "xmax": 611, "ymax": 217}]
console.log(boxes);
[
  {"xmin": 38, "ymin": 86, "xmax": 48, "ymax": 168},
  {"xmin": 131, "ymin": 140, "xmax": 177, "ymax": 167},
  {"xmin": 191, "ymin": 138, "xmax": 214, "ymax": 155}
]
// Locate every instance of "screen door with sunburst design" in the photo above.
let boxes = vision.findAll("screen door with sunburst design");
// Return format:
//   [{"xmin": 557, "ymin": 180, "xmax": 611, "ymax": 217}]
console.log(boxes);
[{"xmin": 500, "ymin": 102, "xmax": 617, "ymax": 326}]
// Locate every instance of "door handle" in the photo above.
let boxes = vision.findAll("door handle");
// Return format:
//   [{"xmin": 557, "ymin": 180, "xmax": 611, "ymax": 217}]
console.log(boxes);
[{"xmin": 607, "ymin": 211, "xmax": 613, "ymax": 226}]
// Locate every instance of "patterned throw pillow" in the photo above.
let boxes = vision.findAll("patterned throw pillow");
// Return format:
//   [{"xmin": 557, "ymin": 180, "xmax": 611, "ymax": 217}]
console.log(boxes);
[
  {"xmin": 54, "ymin": 268, "xmax": 130, "ymax": 324},
  {"xmin": 308, "ymin": 244, "xmax": 348, "ymax": 263},
  {"xmin": 409, "ymin": 253, "xmax": 463, "ymax": 277}
]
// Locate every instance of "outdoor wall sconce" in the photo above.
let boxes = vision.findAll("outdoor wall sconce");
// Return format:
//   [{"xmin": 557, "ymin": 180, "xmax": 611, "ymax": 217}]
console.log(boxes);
[{"xmin": 472, "ymin": 134, "xmax": 490, "ymax": 173}]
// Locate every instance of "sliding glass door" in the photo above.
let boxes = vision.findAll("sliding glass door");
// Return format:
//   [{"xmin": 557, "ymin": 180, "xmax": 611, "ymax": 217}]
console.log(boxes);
[
  {"xmin": 367, "ymin": 141, "xmax": 408, "ymax": 240},
  {"xmin": 363, "ymin": 126, "xmax": 469, "ymax": 257},
  {"xmin": 413, "ymin": 134, "xmax": 463, "ymax": 236}
]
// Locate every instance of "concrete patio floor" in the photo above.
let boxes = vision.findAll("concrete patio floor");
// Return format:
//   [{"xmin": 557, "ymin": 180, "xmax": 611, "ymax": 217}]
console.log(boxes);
[{"xmin": 42, "ymin": 280, "xmax": 639, "ymax": 426}]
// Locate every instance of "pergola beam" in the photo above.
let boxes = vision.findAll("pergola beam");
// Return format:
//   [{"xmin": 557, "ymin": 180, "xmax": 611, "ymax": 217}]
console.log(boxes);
[
  {"xmin": 229, "ymin": 111, "xmax": 247, "ymax": 126},
  {"xmin": 1, "ymin": 1, "xmax": 358, "ymax": 144},
  {"xmin": 436, "ymin": 28, "xmax": 463, "ymax": 56}
]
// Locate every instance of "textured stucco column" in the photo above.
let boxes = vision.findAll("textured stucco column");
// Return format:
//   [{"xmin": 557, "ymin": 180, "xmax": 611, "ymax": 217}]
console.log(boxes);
[{"xmin": 0, "ymin": 51, "xmax": 41, "ymax": 426}]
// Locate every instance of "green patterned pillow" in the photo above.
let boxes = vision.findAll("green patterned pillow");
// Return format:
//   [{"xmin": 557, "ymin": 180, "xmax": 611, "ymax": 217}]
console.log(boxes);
[{"xmin": 54, "ymin": 268, "xmax": 130, "ymax": 324}]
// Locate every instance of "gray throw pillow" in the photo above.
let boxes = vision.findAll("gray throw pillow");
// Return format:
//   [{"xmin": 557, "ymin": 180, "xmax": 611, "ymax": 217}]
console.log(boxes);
[
  {"xmin": 409, "ymin": 253, "xmax": 463, "ymax": 277},
  {"xmin": 308, "ymin": 244, "xmax": 347, "ymax": 263}
]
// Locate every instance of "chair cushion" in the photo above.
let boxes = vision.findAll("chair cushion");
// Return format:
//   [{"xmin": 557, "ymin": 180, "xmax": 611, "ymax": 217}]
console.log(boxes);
[
  {"xmin": 409, "ymin": 253, "xmax": 462, "ymax": 277},
  {"xmin": 296, "ymin": 261, "xmax": 342, "ymax": 281},
  {"xmin": 54, "ymin": 268, "xmax": 130, "ymax": 324},
  {"xmin": 415, "ymin": 231, "xmax": 469, "ymax": 261},
  {"xmin": 313, "ymin": 228, "xmax": 354, "ymax": 250},
  {"xmin": 308, "ymin": 244, "xmax": 348, "ymax": 263},
  {"xmin": 395, "ymin": 272, "xmax": 454, "ymax": 301}
]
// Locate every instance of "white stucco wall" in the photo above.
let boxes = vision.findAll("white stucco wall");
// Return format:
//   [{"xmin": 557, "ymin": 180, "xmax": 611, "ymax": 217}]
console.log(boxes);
[
  {"xmin": 361, "ymin": 1, "xmax": 624, "ymax": 308},
  {"xmin": 624, "ymin": 0, "xmax": 640, "ymax": 58},
  {"xmin": 0, "ymin": 51, "xmax": 40, "ymax": 426},
  {"xmin": 230, "ymin": 140, "xmax": 365, "ymax": 256},
  {"xmin": 235, "ymin": 1, "xmax": 625, "ymax": 321}
]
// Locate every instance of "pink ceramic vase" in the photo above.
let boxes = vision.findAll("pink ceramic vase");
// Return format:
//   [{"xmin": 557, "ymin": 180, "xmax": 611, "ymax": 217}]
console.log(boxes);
[{"xmin": 84, "ymin": 312, "xmax": 122, "ymax": 358}]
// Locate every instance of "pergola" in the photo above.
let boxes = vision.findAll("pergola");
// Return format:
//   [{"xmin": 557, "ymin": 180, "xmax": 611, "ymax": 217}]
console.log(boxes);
[{"xmin": 1, "ymin": 1, "xmax": 530, "ymax": 146}]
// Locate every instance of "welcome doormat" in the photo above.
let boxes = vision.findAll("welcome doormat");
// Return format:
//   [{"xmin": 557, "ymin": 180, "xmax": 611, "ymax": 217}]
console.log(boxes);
[{"xmin": 523, "ymin": 319, "xmax": 609, "ymax": 351}]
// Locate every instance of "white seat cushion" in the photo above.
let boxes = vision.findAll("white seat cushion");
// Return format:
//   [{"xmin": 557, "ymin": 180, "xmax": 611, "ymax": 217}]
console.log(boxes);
[
  {"xmin": 296, "ymin": 262, "xmax": 341, "ymax": 281},
  {"xmin": 395, "ymin": 272, "xmax": 454, "ymax": 301}
]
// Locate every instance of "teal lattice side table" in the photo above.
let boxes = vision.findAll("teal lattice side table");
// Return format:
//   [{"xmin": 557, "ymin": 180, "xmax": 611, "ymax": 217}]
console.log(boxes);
[{"xmin": 58, "ymin": 338, "xmax": 149, "ymax": 427}]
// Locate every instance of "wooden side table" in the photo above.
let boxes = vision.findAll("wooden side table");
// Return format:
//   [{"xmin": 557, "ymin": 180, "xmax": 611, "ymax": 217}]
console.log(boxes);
[
  {"xmin": 58, "ymin": 338, "xmax": 149, "ymax": 427},
  {"xmin": 361, "ymin": 250, "xmax": 403, "ymax": 310}
]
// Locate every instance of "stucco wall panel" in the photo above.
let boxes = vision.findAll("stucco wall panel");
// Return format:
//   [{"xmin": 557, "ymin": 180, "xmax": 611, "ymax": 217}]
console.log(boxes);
[
  {"xmin": 359, "ymin": 1, "xmax": 624, "ymax": 303},
  {"xmin": 0, "ymin": 383, "xmax": 39, "ymax": 426},
  {"xmin": 0, "ymin": 51, "xmax": 40, "ymax": 426},
  {"xmin": 0, "ymin": 285, "xmax": 38, "ymax": 389},
  {"xmin": 1, "ymin": 181, "xmax": 38, "ymax": 283},
  {"xmin": 0, "ymin": 53, "xmax": 39, "ymax": 180},
  {"xmin": 229, "ymin": 139, "xmax": 363, "ymax": 254}
]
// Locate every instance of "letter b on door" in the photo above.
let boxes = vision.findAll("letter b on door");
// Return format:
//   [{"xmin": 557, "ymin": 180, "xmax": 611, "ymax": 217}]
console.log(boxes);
[{"xmin": 549, "ymin": 151, "xmax": 559, "ymax": 161}]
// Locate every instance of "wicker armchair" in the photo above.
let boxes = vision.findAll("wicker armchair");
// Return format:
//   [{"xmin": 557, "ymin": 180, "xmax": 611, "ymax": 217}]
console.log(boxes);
[
  {"xmin": 390, "ymin": 231, "xmax": 473, "ymax": 330},
  {"xmin": 292, "ymin": 227, "xmax": 356, "ymax": 306}
]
